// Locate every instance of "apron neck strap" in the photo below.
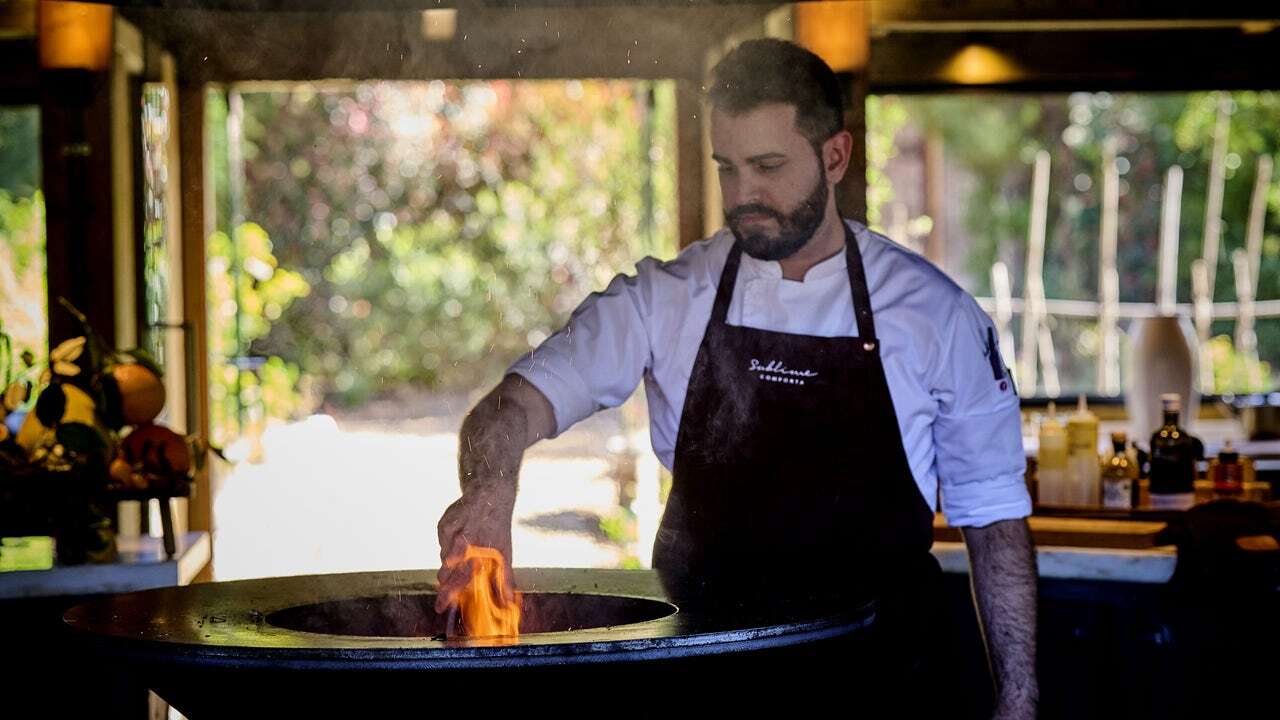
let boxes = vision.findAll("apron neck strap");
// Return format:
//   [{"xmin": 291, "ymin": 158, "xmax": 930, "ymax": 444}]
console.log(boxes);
[
  {"xmin": 711, "ymin": 242, "xmax": 744, "ymax": 324},
  {"xmin": 711, "ymin": 221, "xmax": 879, "ymax": 341},
  {"xmin": 843, "ymin": 221, "xmax": 878, "ymax": 341}
]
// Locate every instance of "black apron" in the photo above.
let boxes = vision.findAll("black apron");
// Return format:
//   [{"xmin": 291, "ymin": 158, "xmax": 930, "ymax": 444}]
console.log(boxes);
[{"xmin": 653, "ymin": 221, "xmax": 942, "ymax": 677}]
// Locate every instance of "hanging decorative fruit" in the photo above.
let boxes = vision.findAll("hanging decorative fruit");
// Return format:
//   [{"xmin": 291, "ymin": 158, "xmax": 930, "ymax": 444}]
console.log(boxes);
[{"xmin": 112, "ymin": 362, "xmax": 166, "ymax": 426}]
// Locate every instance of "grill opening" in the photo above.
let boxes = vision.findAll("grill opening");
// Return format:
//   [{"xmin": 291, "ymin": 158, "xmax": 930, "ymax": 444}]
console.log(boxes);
[{"xmin": 265, "ymin": 592, "xmax": 677, "ymax": 638}]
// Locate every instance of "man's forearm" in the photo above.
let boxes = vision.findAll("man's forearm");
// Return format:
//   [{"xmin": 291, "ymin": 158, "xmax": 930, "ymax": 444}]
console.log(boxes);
[
  {"xmin": 458, "ymin": 389, "xmax": 529, "ymax": 498},
  {"xmin": 961, "ymin": 517, "xmax": 1038, "ymax": 716},
  {"xmin": 458, "ymin": 374, "xmax": 555, "ymax": 494}
]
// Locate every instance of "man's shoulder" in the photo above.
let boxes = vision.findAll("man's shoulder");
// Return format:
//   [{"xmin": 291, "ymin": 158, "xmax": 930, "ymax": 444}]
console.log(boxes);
[
  {"xmin": 852, "ymin": 220, "xmax": 969, "ymax": 307},
  {"xmin": 635, "ymin": 228, "xmax": 734, "ymax": 284}
]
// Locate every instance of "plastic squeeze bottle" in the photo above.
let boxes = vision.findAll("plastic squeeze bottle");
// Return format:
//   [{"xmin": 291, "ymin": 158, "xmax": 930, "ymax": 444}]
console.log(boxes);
[
  {"xmin": 1066, "ymin": 394, "xmax": 1101, "ymax": 506},
  {"xmin": 1038, "ymin": 402, "xmax": 1068, "ymax": 506}
]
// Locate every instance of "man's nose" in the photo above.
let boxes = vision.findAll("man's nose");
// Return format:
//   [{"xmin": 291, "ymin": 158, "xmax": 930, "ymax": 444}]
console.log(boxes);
[{"xmin": 736, "ymin": 171, "xmax": 768, "ymax": 207}]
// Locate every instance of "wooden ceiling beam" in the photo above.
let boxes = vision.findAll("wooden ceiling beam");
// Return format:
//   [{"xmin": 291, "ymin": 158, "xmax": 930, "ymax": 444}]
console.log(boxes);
[
  {"xmin": 870, "ymin": 27, "xmax": 1280, "ymax": 92},
  {"xmin": 871, "ymin": 0, "xmax": 1280, "ymax": 32},
  {"xmin": 119, "ymin": 6, "xmax": 772, "ymax": 82}
]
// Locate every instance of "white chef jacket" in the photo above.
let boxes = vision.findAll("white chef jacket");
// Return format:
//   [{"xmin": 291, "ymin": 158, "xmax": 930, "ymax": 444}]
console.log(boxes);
[{"xmin": 509, "ymin": 219, "xmax": 1031, "ymax": 528}]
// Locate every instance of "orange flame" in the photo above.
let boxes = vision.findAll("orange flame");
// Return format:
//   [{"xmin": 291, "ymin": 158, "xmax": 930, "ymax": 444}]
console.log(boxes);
[{"xmin": 441, "ymin": 545, "xmax": 522, "ymax": 639}]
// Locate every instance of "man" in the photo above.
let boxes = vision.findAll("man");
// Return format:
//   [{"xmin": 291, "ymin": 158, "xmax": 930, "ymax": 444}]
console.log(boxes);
[{"xmin": 437, "ymin": 39, "xmax": 1037, "ymax": 717}]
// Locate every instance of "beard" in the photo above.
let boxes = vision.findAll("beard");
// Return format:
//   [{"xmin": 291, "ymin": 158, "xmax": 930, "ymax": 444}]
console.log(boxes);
[{"xmin": 725, "ymin": 171, "xmax": 829, "ymax": 262}]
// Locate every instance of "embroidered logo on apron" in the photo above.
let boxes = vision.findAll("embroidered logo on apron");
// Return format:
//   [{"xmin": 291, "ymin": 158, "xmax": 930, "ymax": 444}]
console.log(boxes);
[{"xmin": 748, "ymin": 358, "xmax": 818, "ymax": 385}]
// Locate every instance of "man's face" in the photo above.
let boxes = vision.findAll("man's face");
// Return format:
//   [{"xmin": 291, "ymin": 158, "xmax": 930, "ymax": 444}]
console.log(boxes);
[{"xmin": 711, "ymin": 103, "xmax": 829, "ymax": 261}]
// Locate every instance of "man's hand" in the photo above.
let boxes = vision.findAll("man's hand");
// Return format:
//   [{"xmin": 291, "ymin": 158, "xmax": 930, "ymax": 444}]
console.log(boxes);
[
  {"xmin": 961, "ymin": 518, "xmax": 1038, "ymax": 720},
  {"xmin": 433, "ymin": 374, "xmax": 555, "ymax": 613},
  {"xmin": 434, "ymin": 486, "xmax": 517, "ymax": 612}
]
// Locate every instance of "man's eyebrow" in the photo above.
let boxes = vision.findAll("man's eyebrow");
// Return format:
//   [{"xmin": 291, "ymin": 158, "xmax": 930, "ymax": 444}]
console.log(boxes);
[{"xmin": 711, "ymin": 152, "xmax": 788, "ymax": 164}]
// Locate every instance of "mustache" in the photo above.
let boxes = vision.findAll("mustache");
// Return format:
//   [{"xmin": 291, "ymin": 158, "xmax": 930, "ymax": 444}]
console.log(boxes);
[{"xmin": 726, "ymin": 204, "xmax": 783, "ymax": 224}]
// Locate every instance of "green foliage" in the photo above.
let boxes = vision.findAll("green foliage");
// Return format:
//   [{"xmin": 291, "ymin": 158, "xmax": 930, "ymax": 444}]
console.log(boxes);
[
  {"xmin": 218, "ymin": 80, "xmax": 676, "ymax": 412},
  {"xmin": 598, "ymin": 507, "xmax": 637, "ymax": 546},
  {"xmin": 0, "ymin": 189, "xmax": 47, "ymax": 361},
  {"xmin": 865, "ymin": 95, "xmax": 910, "ymax": 230},
  {"xmin": 619, "ymin": 555, "xmax": 644, "ymax": 570},
  {"xmin": 206, "ymin": 222, "xmax": 310, "ymax": 445},
  {"xmin": 0, "ymin": 107, "xmax": 39, "ymax": 197},
  {"xmin": 1207, "ymin": 335, "xmax": 1275, "ymax": 394}
]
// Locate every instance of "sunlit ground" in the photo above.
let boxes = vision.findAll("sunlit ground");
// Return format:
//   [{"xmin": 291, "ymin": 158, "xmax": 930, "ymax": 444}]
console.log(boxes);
[{"xmin": 211, "ymin": 401, "xmax": 658, "ymax": 582}]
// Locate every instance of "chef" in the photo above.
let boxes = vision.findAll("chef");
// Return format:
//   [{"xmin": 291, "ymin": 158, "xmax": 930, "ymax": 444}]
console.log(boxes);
[{"xmin": 436, "ymin": 39, "xmax": 1037, "ymax": 717}]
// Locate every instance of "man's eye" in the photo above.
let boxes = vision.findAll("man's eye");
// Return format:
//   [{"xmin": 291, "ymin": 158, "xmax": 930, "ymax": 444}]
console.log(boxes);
[
  {"xmin": 717, "ymin": 166, "xmax": 735, "ymax": 174},
  {"xmin": 758, "ymin": 164, "xmax": 782, "ymax": 173}
]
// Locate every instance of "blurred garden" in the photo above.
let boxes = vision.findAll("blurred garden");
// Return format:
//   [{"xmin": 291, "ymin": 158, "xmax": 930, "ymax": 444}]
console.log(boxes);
[{"xmin": 204, "ymin": 80, "xmax": 676, "ymax": 447}]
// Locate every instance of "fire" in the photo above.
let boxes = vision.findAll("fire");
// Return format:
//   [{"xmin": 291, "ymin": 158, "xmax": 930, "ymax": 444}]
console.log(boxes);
[{"xmin": 441, "ymin": 545, "xmax": 522, "ymax": 639}]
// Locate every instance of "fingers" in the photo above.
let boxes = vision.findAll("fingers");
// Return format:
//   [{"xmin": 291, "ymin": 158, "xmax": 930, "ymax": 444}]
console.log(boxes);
[{"xmin": 434, "ymin": 564, "xmax": 469, "ymax": 613}]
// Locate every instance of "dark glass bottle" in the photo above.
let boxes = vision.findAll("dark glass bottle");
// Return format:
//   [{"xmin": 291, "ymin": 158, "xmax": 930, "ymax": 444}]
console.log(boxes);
[{"xmin": 1148, "ymin": 394, "xmax": 1197, "ymax": 509}]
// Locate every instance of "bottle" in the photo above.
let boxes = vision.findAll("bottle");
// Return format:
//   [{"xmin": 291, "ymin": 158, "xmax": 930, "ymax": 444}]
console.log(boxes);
[
  {"xmin": 1209, "ymin": 441, "xmax": 1245, "ymax": 498},
  {"xmin": 1148, "ymin": 393, "xmax": 1197, "ymax": 509},
  {"xmin": 1038, "ymin": 402, "xmax": 1068, "ymax": 506},
  {"xmin": 1066, "ymin": 395, "xmax": 1100, "ymax": 506},
  {"xmin": 1100, "ymin": 431, "xmax": 1139, "ymax": 509}
]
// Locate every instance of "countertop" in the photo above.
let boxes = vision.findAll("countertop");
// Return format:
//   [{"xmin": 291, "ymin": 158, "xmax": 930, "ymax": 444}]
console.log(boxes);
[
  {"xmin": 930, "ymin": 541, "xmax": 1177, "ymax": 584},
  {"xmin": 931, "ymin": 514, "xmax": 1177, "ymax": 584},
  {"xmin": 0, "ymin": 531, "xmax": 210, "ymax": 600}
]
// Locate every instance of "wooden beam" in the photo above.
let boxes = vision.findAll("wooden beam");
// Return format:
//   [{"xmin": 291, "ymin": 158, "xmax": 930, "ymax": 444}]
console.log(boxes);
[
  {"xmin": 118, "ymin": 7, "xmax": 768, "ymax": 83},
  {"xmin": 0, "ymin": 39, "xmax": 39, "ymax": 97},
  {"xmin": 40, "ymin": 70, "xmax": 116, "ymax": 353},
  {"xmin": 675, "ymin": 79, "xmax": 704, "ymax": 249},
  {"xmin": 835, "ymin": 71, "xmax": 868, "ymax": 223},
  {"xmin": 176, "ymin": 69, "xmax": 212, "ymax": 566},
  {"xmin": 108, "ymin": 0, "xmax": 787, "ymax": 10},
  {"xmin": 872, "ymin": 1, "xmax": 1280, "ymax": 29},
  {"xmin": 871, "ymin": 28, "xmax": 1280, "ymax": 92}
]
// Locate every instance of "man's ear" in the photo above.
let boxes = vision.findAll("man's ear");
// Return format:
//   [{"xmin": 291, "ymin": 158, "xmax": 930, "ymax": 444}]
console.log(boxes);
[{"xmin": 822, "ymin": 130, "xmax": 854, "ymax": 185}]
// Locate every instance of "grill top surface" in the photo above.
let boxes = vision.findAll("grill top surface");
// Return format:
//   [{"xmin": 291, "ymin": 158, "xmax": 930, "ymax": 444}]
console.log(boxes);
[{"xmin": 63, "ymin": 568, "xmax": 876, "ymax": 668}]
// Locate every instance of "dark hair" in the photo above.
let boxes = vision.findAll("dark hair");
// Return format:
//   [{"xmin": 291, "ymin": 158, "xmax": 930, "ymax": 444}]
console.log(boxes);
[{"xmin": 707, "ymin": 39, "xmax": 845, "ymax": 147}]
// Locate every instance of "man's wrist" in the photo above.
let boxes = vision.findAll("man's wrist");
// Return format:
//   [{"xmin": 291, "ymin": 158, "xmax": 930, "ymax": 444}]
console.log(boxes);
[
  {"xmin": 465, "ymin": 483, "xmax": 517, "ymax": 509},
  {"xmin": 995, "ymin": 684, "xmax": 1037, "ymax": 720},
  {"xmin": 999, "ymin": 683, "xmax": 1038, "ymax": 704}
]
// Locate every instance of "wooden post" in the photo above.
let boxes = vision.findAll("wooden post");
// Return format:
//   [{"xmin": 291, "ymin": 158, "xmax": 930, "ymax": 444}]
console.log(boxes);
[
  {"xmin": 1245, "ymin": 155, "xmax": 1273, "ymax": 295},
  {"xmin": 991, "ymin": 261, "xmax": 1016, "ymax": 375},
  {"xmin": 1020, "ymin": 150, "xmax": 1052, "ymax": 395},
  {"xmin": 675, "ymin": 79, "xmax": 704, "ymax": 250},
  {"xmin": 1157, "ymin": 165, "xmax": 1183, "ymax": 316},
  {"xmin": 835, "ymin": 70, "xmax": 868, "ymax": 223},
  {"xmin": 40, "ymin": 70, "xmax": 116, "ymax": 354},
  {"xmin": 795, "ymin": 1, "xmax": 869, "ymax": 223},
  {"xmin": 1098, "ymin": 143, "xmax": 1121, "ymax": 395},
  {"xmin": 176, "ymin": 70, "xmax": 212, "ymax": 580},
  {"xmin": 1192, "ymin": 259, "xmax": 1214, "ymax": 392},
  {"xmin": 1232, "ymin": 249, "xmax": 1261, "ymax": 389},
  {"xmin": 1200, "ymin": 94, "xmax": 1231, "ymax": 303},
  {"xmin": 923, "ymin": 127, "xmax": 946, "ymax": 266},
  {"xmin": 1196, "ymin": 94, "xmax": 1231, "ymax": 390},
  {"xmin": 888, "ymin": 201, "xmax": 911, "ymax": 250}
]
